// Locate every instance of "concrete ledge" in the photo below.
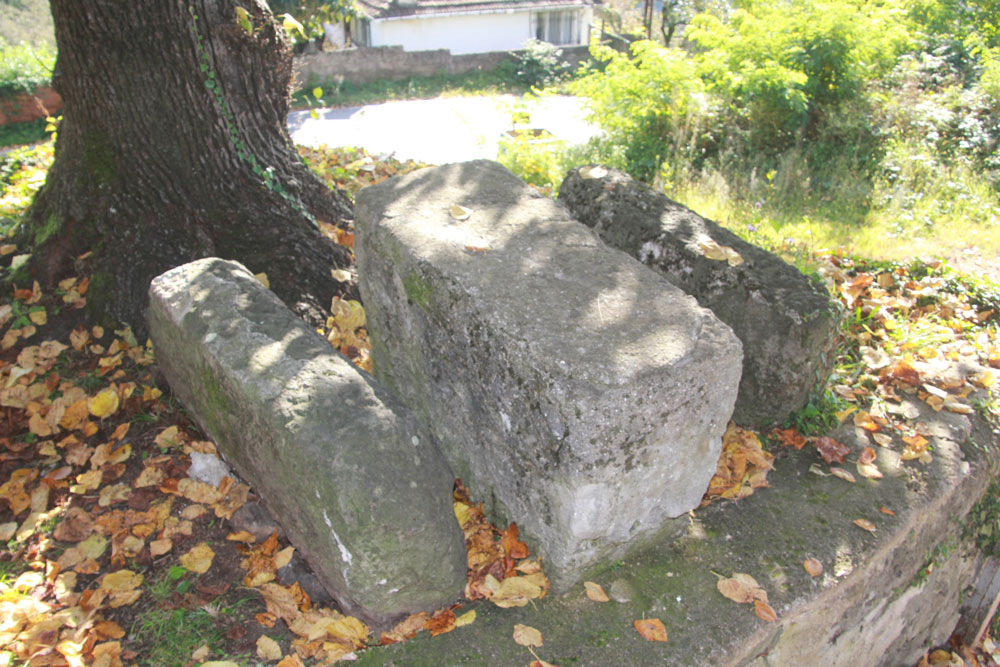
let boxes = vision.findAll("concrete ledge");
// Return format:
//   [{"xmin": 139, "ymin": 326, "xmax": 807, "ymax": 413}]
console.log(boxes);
[{"xmin": 354, "ymin": 398, "xmax": 999, "ymax": 665}]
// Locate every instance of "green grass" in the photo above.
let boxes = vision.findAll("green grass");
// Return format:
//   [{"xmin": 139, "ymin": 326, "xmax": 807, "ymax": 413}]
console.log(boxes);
[
  {"xmin": 0, "ymin": 0, "xmax": 54, "ymax": 47},
  {"xmin": 132, "ymin": 569, "xmax": 255, "ymax": 667}
]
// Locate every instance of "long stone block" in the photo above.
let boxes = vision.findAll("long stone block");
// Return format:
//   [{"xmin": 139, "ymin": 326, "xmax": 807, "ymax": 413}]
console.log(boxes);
[
  {"xmin": 147, "ymin": 258, "xmax": 466, "ymax": 626},
  {"xmin": 355, "ymin": 160, "xmax": 742, "ymax": 585},
  {"xmin": 559, "ymin": 166, "xmax": 842, "ymax": 426}
]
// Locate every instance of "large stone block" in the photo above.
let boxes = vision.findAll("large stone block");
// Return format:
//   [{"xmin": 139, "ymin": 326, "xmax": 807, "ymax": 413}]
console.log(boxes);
[
  {"xmin": 355, "ymin": 160, "xmax": 742, "ymax": 585},
  {"xmin": 559, "ymin": 167, "xmax": 842, "ymax": 426},
  {"xmin": 147, "ymin": 258, "xmax": 466, "ymax": 627}
]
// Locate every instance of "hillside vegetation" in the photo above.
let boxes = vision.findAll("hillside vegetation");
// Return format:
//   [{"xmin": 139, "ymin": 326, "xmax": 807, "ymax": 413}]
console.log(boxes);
[{"xmin": 500, "ymin": 0, "xmax": 1000, "ymax": 269}]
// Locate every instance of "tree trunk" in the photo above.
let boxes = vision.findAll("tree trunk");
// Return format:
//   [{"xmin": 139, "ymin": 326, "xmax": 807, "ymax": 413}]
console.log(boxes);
[{"xmin": 19, "ymin": 0, "xmax": 356, "ymax": 334}]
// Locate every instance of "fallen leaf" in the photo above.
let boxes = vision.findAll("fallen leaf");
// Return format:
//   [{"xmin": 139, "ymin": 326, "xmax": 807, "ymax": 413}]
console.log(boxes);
[
  {"xmin": 257, "ymin": 635, "xmax": 282, "ymax": 660},
  {"xmin": 584, "ymin": 581, "xmax": 610, "ymax": 602},
  {"xmin": 829, "ymin": 467, "xmax": 856, "ymax": 483},
  {"xmin": 815, "ymin": 436, "xmax": 850, "ymax": 464},
  {"xmin": 803, "ymin": 558, "xmax": 823, "ymax": 577},
  {"xmin": 717, "ymin": 573, "xmax": 768, "ymax": 604},
  {"xmin": 858, "ymin": 447, "xmax": 877, "ymax": 465},
  {"xmin": 424, "ymin": 609, "xmax": 457, "ymax": 636},
  {"xmin": 754, "ymin": 599, "xmax": 778, "ymax": 622},
  {"xmin": 633, "ymin": 618, "xmax": 667, "ymax": 642},
  {"xmin": 53, "ymin": 507, "xmax": 94, "ymax": 542},
  {"xmin": 179, "ymin": 542, "xmax": 215, "ymax": 574},
  {"xmin": 853, "ymin": 518, "xmax": 877, "ymax": 533},
  {"xmin": 880, "ymin": 506, "xmax": 896, "ymax": 516},
  {"xmin": 88, "ymin": 388, "xmax": 120, "ymax": 419},
  {"xmin": 450, "ymin": 203, "xmax": 472, "ymax": 220},
  {"xmin": 454, "ymin": 610, "xmax": 476, "ymax": 627},
  {"xmin": 383, "ymin": 612, "xmax": 430, "ymax": 643},
  {"xmin": 857, "ymin": 461, "xmax": 883, "ymax": 479},
  {"xmin": 513, "ymin": 623, "xmax": 543, "ymax": 647}
]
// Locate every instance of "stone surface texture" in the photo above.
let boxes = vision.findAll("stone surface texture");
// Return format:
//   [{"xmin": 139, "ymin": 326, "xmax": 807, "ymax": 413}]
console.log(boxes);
[
  {"xmin": 147, "ymin": 258, "xmax": 466, "ymax": 627},
  {"xmin": 355, "ymin": 160, "xmax": 743, "ymax": 586},
  {"xmin": 355, "ymin": 390, "xmax": 999, "ymax": 666},
  {"xmin": 559, "ymin": 166, "xmax": 842, "ymax": 426}
]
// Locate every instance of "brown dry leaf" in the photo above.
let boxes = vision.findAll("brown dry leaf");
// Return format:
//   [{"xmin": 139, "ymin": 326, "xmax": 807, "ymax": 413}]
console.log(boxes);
[
  {"xmin": 771, "ymin": 427, "xmax": 807, "ymax": 450},
  {"xmin": 149, "ymin": 538, "xmax": 173, "ymax": 557},
  {"xmin": 880, "ymin": 506, "xmax": 896, "ymax": 516},
  {"xmin": 829, "ymin": 467, "xmax": 856, "ymax": 483},
  {"xmin": 383, "ymin": 612, "xmax": 430, "ymax": 643},
  {"xmin": 853, "ymin": 518, "xmax": 877, "ymax": 533},
  {"xmin": 754, "ymin": 599, "xmax": 778, "ymax": 622},
  {"xmin": 179, "ymin": 542, "xmax": 215, "ymax": 574},
  {"xmin": 858, "ymin": 447, "xmax": 877, "ymax": 465},
  {"xmin": 424, "ymin": 608, "xmax": 457, "ymax": 636},
  {"xmin": 815, "ymin": 436, "xmax": 850, "ymax": 464},
  {"xmin": 489, "ymin": 573, "xmax": 548, "ymax": 608},
  {"xmin": 259, "ymin": 583, "xmax": 302, "ymax": 623},
  {"xmin": 257, "ymin": 635, "xmax": 283, "ymax": 661},
  {"xmin": 717, "ymin": 573, "xmax": 768, "ymax": 604},
  {"xmin": 633, "ymin": 618, "xmax": 668, "ymax": 642},
  {"xmin": 901, "ymin": 435, "xmax": 930, "ymax": 461},
  {"xmin": 803, "ymin": 558, "xmax": 823, "ymax": 577},
  {"xmin": 529, "ymin": 662, "xmax": 560, "ymax": 667},
  {"xmin": 584, "ymin": 581, "xmax": 610, "ymax": 602},
  {"xmin": 277, "ymin": 655, "xmax": 307, "ymax": 667},
  {"xmin": 513, "ymin": 623, "xmax": 543, "ymax": 647},
  {"xmin": 53, "ymin": 506, "xmax": 94, "ymax": 542},
  {"xmin": 176, "ymin": 478, "xmax": 223, "ymax": 505},
  {"xmin": 153, "ymin": 425, "xmax": 184, "ymax": 449}
]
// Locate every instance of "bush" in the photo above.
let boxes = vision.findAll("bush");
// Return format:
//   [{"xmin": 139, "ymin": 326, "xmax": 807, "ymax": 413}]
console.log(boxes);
[
  {"xmin": 506, "ymin": 40, "xmax": 571, "ymax": 89},
  {"xmin": 569, "ymin": 40, "xmax": 712, "ymax": 181},
  {"xmin": 0, "ymin": 39, "xmax": 56, "ymax": 98}
]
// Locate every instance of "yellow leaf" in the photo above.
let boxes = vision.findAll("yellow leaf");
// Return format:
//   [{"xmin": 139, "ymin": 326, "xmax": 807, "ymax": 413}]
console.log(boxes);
[
  {"xmin": 450, "ymin": 203, "xmax": 473, "ymax": 220},
  {"xmin": 633, "ymin": 618, "xmax": 667, "ymax": 642},
  {"xmin": 331, "ymin": 268, "xmax": 352, "ymax": 283},
  {"xmin": 454, "ymin": 609, "xmax": 476, "ymax": 627},
  {"xmin": 313, "ymin": 87, "xmax": 324, "ymax": 100},
  {"xmin": 227, "ymin": 530, "xmax": 257, "ymax": 543},
  {"xmin": 88, "ymin": 388, "xmax": 119, "ymax": 419},
  {"xmin": 179, "ymin": 542, "xmax": 215, "ymax": 574},
  {"xmin": 584, "ymin": 581, "xmax": 610, "ymax": 602},
  {"xmin": 257, "ymin": 635, "xmax": 283, "ymax": 661},
  {"xmin": 100, "ymin": 569, "xmax": 143, "ymax": 592},
  {"xmin": 513, "ymin": 623, "xmax": 543, "ymax": 647},
  {"xmin": 281, "ymin": 13, "xmax": 306, "ymax": 38},
  {"xmin": 489, "ymin": 575, "xmax": 543, "ymax": 608},
  {"xmin": 255, "ymin": 272, "xmax": 270, "ymax": 288},
  {"xmin": 274, "ymin": 546, "xmax": 295, "ymax": 570},
  {"xmin": 28, "ymin": 308, "xmax": 47, "ymax": 325},
  {"xmin": 235, "ymin": 6, "xmax": 253, "ymax": 35},
  {"xmin": 149, "ymin": 538, "xmax": 173, "ymax": 557}
]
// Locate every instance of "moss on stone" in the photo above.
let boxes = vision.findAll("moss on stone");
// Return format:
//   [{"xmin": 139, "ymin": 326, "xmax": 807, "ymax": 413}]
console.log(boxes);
[{"xmin": 403, "ymin": 270, "xmax": 433, "ymax": 310}]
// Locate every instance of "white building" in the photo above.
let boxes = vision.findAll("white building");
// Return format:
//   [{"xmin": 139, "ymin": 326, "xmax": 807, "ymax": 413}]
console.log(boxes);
[{"xmin": 349, "ymin": 0, "xmax": 596, "ymax": 55}]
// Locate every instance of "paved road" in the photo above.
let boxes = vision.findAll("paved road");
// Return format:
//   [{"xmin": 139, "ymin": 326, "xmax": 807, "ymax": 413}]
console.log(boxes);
[{"xmin": 287, "ymin": 95, "xmax": 599, "ymax": 164}]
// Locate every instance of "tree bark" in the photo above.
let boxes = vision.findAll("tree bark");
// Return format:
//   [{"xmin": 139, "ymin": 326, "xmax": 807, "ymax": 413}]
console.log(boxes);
[{"xmin": 19, "ymin": 0, "xmax": 356, "ymax": 334}]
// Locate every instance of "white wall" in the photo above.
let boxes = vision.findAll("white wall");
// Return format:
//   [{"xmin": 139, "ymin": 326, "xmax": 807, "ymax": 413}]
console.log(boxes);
[{"xmin": 370, "ymin": 9, "xmax": 591, "ymax": 55}]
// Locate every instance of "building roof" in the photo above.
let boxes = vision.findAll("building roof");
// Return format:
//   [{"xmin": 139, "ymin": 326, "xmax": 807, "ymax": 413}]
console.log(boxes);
[{"xmin": 356, "ymin": 0, "xmax": 594, "ymax": 20}]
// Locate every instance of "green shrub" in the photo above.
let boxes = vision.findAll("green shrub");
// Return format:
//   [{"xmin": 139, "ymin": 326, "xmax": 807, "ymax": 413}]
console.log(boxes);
[
  {"xmin": 505, "ymin": 39, "xmax": 571, "ymax": 89},
  {"xmin": 569, "ymin": 40, "xmax": 712, "ymax": 181},
  {"xmin": 0, "ymin": 39, "xmax": 55, "ymax": 98}
]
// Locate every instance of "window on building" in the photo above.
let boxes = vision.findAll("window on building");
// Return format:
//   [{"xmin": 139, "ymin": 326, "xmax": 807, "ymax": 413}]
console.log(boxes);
[{"xmin": 530, "ymin": 10, "xmax": 581, "ymax": 45}]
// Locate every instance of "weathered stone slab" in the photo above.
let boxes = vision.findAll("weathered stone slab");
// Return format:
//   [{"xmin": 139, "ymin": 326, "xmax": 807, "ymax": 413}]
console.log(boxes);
[
  {"xmin": 355, "ymin": 160, "xmax": 742, "ymax": 586},
  {"xmin": 559, "ymin": 166, "xmax": 842, "ymax": 426},
  {"xmin": 147, "ymin": 258, "xmax": 466, "ymax": 626}
]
